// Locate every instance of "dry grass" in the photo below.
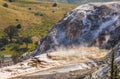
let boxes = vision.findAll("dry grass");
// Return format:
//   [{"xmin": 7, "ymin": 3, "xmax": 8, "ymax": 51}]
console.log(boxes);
[
  {"xmin": 0, "ymin": 0, "xmax": 76, "ymax": 36},
  {"xmin": 0, "ymin": 0, "xmax": 76, "ymax": 56}
]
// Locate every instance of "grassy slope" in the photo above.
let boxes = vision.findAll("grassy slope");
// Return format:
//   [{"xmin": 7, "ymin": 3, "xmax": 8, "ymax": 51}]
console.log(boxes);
[
  {"xmin": 0, "ymin": 0, "xmax": 75, "ymax": 36},
  {"xmin": 0, "ymin": 0, "xmax": 75, "ymax": 56}
]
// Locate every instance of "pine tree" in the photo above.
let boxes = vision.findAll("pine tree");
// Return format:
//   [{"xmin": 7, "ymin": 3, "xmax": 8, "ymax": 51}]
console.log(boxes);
[
  {"xmin": 110, "ymin": 49, "xmax": 120, "ymax": 79},
  {"xmin": 111, "ymin": 49, "xmax": 115, "ymax": 79}
]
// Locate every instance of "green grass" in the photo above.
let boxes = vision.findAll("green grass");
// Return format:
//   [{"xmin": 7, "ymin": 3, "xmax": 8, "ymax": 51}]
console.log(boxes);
[
  {"xmin": 0, "ymin": 0, "xmax": 76, "ymax": 58},
  {"xmin": 0, "ymin": 0, "xmax": 75, "ymax": 36}
]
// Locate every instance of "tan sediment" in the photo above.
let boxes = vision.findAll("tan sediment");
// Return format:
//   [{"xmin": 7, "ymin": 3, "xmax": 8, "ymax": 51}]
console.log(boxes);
[{"xmin": 2, "ymin": 46, "xmax": 108, "ymax": 79}]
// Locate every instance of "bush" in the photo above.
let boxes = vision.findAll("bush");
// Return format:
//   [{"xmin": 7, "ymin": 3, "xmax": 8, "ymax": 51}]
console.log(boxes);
[
  {"xmin": 28, "ymin": 8, "xmax": 32, "ymax": 10},
  {"xmin": 15, "ymin": 19, "xmax": 19, "ymax": 21},
  {"xmin": 16, "ymin": 24, "xmax": 22, "ymax": 29},
  {"xmin": 17, "ymin": 36, "xmax": 33, "ymax": 49},
  {"xmin": 22, "ymin": 36, "xmax": 32, "ymax": 49},
  {"xmin": 0, "ymin": 37, "xmax": 9, "ymax": 48},
  {"xmin": 52, "ymin": 10, "xmax": 55, "ymax": 13},
  {"xmin": 52, "ymin": 3, "xmax": 57, "ymax": 7},
  {"xmin": 11, "ymin": 43, "xmax": 19, "ymax": 51},
  {"xmin": 3, "ymin": 3, "xmax": 8, "ymax": 8},
  {"xmin": 16, "ymin": 37, "xmax": 23, "ymax": 44},
  {"xmin": 4, "ymin": 25, "xmax": 18, "ymax": 42},
  {"xmin": 0, "ymin": 54, "xmax": 4, "ymax": 62},
  {"xmin": 34, "ymin": 12, "xmax": 44, "ymax": 16}
]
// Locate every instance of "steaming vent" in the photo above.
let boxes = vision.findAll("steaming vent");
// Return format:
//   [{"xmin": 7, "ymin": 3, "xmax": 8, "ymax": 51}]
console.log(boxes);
[{"xmin": 34, "ymin": 2, "xmax": 120, "ymax": 55}]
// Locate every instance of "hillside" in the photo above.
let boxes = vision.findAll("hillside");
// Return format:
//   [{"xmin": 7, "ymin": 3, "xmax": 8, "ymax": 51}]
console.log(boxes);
[
  {"xmin": 0, "ymin": 0, "xmax": 75, "ymax": 36},
  {"xmin": 34, "ymin": 1, "xmax": 120, "ymax": 55},
  {"xmin": 0, "ymin": 0, "xmax": 75, "ymax": 61},
  {"xmin": 0, "ymin": 2, "xmax": 120, "ymax": 79}
]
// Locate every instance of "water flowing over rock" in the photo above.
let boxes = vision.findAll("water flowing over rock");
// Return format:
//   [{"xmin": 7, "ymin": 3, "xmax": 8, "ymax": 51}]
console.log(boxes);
[{"xmin": 34, "ymin": 2, "xmax": 120, "ymax": 55}]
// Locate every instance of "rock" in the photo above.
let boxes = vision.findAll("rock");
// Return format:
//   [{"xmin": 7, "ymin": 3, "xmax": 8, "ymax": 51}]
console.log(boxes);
[
  {"xmin": 91, "ymin": 42, "xmax": 120, "ymax": 79},
  {"xmin": 34, "ymin": 1, "xmax": 120, "ymax": 55},
  {"xmin": 1, "ymin": 2, "xmax": 119, "ymax": 79},
  {"xmin": 32, "ymin": 2, "xmax": 120, "ymax": 79}
]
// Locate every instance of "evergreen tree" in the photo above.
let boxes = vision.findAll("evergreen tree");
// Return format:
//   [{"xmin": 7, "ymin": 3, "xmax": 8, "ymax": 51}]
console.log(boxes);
[
  {"xmin": 110, "ymin": 49, "xmax": 120, "ymax": 79},
  {"xmin": 4, "ymin": 25, "xmax": 18, "ymax": 42}
]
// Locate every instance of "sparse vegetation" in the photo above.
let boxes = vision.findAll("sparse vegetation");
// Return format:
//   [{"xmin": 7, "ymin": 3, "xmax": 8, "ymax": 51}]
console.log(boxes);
[
  {"xmin": 4, "ymin": 25, "xmax": 19, "ymax": 42},
  {"xmin": 52, "ymin": 3, "xmax": 57, "ymax": 7},
  {"xmin": 34, "ymin": 12, "xmax": 44, "ymax": 16},
  {"xmin": 3, "ymin": 3, "xmax": 8, "ymax": 8},
  {"xmin": 0, "ymin": 0, "xmax": 75, "ymax": 64},
  {"xmin": 16, "ymin": 24, "xmax": 22, "ymax": 29},
  {"xmin": 0, "ymin": 36, "xmax": 8, "ymax": 48},
  {"xmin": 22, "ymin": 36, "xmax": 32, "ymax": 49}
]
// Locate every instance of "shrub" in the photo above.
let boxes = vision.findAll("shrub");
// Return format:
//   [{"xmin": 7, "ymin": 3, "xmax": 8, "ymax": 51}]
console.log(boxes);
[
  {"xmin": 15, "ymin": 19, "xmax": 19, "ymax": 21},
  {"xmin": 16, "ymin": 37, "xmax": 23, "ymax": 44},
  {"xmin": 0, "ymin": 54, "xmax": 4, "ymax": 62},
  {"xmin": 34, "ymin": 12, "xmax": 44, "ymax": 16},
  {"xmin": 28, "ymin": 8, "xmax": 32, "ymax": 10},
  {"xmin": 52, "ymin": 10, "xmax": 55, "ymax": 13},
  {"xmin": 16, "ymin": 24, "xmax": 22, "ymax": 29},
  {"xmin": 0, "ymin": 37, "xmax": 9, "ymax": 48},
  {"xmin": 3, "ymin": 3, "xmax": 8, "ymax": 8},
  {"xmin": 52, "ymin": 3, "xmax": 57, "ymax": 7},
  {"xmin": 11, "ymin": 43, "xmax": 19, "ymax": 51},
  {"xmin": 17, "ymin": 36, "xmax": 33, "ymax": 49},
  {"xmin": 4, "ymin": 25, "xmax": 18, "ymax": 42}
]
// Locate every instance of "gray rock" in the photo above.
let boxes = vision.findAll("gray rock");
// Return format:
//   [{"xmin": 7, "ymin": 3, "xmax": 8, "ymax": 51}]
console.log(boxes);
[{"xmin": 34, "ymin": 2, "xmax": 120, "ymax": 55}]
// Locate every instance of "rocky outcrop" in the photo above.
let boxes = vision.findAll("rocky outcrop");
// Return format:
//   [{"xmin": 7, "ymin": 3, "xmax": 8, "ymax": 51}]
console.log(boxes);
[
  {"xmin": 89, "ymin": 42, "xmax": 120, "ymax": 79},
  {"xmin": 33, "ymin": 2, "xmax": 120, "ymax": 79},
  {"xmin": 0, "ymin": 2, "xmax": 120, "ymax": 79},
  {"xmin": 34, "ymin": 2, "xmax": 120, "ymax": 55}
]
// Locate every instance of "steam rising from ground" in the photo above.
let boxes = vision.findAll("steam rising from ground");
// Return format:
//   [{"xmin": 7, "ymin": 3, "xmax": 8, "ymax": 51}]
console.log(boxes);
[
  {"xmin": 0, "ymin": 46, "xmax": 108, "ymax": 79},
  {"xmin": 47, "ymin": 46, "xmax": 108, "ymax": 63},
  {"xmin": 1, "ymin": 1, "xmax": 120, "ymax": 78}
]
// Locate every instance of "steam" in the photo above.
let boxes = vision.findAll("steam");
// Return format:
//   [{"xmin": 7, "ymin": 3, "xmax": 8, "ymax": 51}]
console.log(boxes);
[
  {"xmin": 47, "ymin": 46, "xmax": 108, "ymax": 63},
  {"xmin": 94, "ymin": 15, "xmax": 119, "ymax": 39}
]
